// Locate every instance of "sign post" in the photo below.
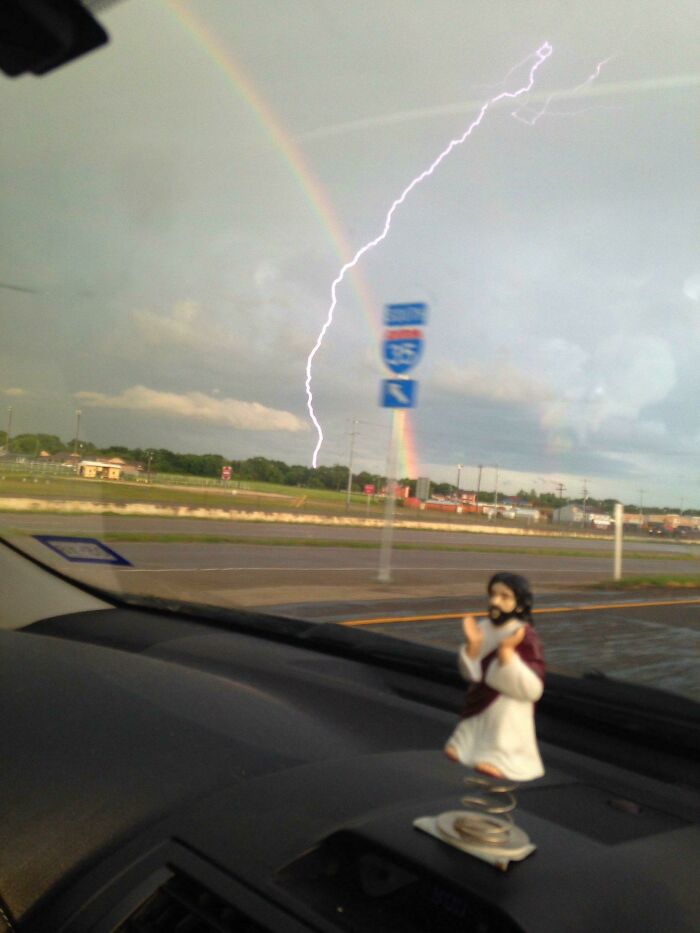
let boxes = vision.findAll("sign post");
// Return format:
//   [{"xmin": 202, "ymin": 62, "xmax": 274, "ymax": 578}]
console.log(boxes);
[
  {"xmin": 378, "ymin": 414, "xmax": 401, "ymax": 582},
  {"xmin": 613, "ymin": 502, "xmax": 623, "ymax": 580},
  {"xmin": 378, "ymin": 303, "xmax": 427, "ymax": 582}
]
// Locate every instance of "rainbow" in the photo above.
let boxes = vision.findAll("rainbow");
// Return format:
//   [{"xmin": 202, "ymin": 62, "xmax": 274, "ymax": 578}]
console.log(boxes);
[
  {"xmin": 396, "ymin": 411, "xmax": 419, "ymax": 478},
  {"xmin": 162, "ymin": 1, "xmax": 421, "ymax": 480}
]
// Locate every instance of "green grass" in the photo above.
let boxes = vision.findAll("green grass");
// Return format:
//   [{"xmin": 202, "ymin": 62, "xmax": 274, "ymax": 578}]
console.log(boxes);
[
  {"xmin": 0, "ymin": 475, "xmax": 334, "ymax": 510},
  {"xmin": 590, "ymin": 575, "xmax": 700, "ymax": 589},
  {"xmin": 0, "ymin": 472, "xmax": 385, "ymax": 515}
]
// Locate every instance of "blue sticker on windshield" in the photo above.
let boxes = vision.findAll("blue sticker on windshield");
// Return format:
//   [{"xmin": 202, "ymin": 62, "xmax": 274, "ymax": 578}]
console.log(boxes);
[{"xmin": 33, "ymin": 535, "xmax": 132, "ymax": 566}]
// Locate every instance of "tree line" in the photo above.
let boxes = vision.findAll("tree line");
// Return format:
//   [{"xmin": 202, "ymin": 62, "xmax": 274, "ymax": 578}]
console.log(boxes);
[{"xmin": 1, "ymin": 432, "xmax": 695, "ymax": 512}]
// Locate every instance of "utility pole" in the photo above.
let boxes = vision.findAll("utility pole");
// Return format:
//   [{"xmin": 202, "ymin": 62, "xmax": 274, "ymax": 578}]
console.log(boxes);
[
  {"xmin": 345, "ymin": 418, "xmax": 359, "ymax": 510},
  {"xmin": 582, "ymin": 478, "xmax": 589, "ymax": 527},
  {"xmin": 475, "ymin": 464, "xmax": 483, "ymax": 509},
  {"xmin": 555, "ymin": 482, "xmax": 566, "ymax": 522},
  {"xmin": 146, "ymin": 450, "xmax": 153, "ymax": 484},
  {"xmin": 639, "ymin": 489, "xmax": 645, "ymax": 528},
  {"xmin": 73, "ymin": 409, "xmax": 82, "ymax": 459},
  {"xmin": 494, "ymin": 464, "xmax": 500, "ymax": 507},
  {"xmin": 5, "ymin": 406, "xmax": 12, "ymax": 453},
  {"xmin": 456, "ymin": 463, "xmax": 463, "ymax": 499}
]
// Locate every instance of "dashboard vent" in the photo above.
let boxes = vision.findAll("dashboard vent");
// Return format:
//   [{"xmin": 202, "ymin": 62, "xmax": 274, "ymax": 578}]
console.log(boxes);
[{"xmin": 118, "ymin": 871, "xmax": 272, "ymax": 932}]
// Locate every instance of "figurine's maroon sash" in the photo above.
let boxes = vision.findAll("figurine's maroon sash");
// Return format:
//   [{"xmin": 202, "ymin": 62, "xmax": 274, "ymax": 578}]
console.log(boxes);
[{"xmin": 460, "ymin": 625, "xmax": 545, "ymax": 720}]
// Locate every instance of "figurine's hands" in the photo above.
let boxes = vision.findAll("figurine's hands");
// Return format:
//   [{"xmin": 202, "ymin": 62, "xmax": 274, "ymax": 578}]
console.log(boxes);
[
  {"xmin": 463, "ymin": 614, "xmax": 484, "ymax": 659},
  {"xmin": 498, "ymin": 624, "xmax": 526, "ymax": 666}
]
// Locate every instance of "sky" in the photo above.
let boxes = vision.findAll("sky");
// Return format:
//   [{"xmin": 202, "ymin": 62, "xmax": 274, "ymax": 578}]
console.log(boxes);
[{"xmin": 1, "ymin": 0, "xmax": 699, "ymax": 506}]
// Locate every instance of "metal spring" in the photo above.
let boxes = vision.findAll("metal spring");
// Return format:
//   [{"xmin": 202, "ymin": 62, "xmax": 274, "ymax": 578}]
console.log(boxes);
[{"xmin": 454, "ymin": 773, "xmax": 519, "ymax": 846}]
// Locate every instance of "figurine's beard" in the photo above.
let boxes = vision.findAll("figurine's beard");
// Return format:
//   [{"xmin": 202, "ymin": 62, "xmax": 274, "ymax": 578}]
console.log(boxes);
[{"xmin": 488, "ymin": 606, "xmax": 520, "ymax": 626}]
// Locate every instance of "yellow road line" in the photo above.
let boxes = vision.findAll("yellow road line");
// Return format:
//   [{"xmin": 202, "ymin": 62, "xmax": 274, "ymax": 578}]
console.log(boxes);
[{"xmin": 341, "ymin": 596, "xmax": 700, "ymax": 627}]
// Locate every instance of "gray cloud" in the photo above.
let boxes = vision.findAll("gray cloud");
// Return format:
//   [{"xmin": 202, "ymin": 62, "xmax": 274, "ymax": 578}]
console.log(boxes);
[
  {"xmin": 1, "ymin": 0, "xmax": 698, "ymax": 502},
  {"xmin": 432, "ymin": 362, "xmax": 553, "ymax": 404}
]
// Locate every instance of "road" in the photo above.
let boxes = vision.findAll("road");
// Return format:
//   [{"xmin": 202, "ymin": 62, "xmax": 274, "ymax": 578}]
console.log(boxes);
[
  {"xmin": 2, "ymin": 511, "xmax": 696, "ymax": 552},
  {"xmin": 2, "ymin": 512, "xmax": 698, "ymax": 702},
  {"xmin": 340, "ymin": 597, "xmax": 700, "ymax": 703},
  {"xmin": 3, "ymin": 510, "xmax": 699, "ymax": 611}
]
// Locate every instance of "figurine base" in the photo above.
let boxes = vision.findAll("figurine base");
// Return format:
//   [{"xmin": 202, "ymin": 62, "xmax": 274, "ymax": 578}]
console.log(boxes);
[{"xmin": 414, "ymin": 811, "xmax": 536, "ymax": 871}]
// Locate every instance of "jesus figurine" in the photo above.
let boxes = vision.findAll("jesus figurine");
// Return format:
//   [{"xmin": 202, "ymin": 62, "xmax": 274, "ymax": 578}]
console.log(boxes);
[{"xmin": 445, "ymin": 572, "xmax": 545, "ymax": 782}]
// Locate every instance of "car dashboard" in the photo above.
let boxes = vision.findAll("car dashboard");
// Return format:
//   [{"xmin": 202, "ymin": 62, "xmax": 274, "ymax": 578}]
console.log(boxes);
[{"xmin": 2, "ymin": 594, "xmax": 699, "ymax": 933}]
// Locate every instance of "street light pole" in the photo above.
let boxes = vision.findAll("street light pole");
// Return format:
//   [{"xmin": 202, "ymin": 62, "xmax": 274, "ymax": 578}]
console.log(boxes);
[
  {"xmin": 475, "ymin": 464, "xmax": 483, "ymax": 508},
  {"xmin": 345, "ymin": 418, "xmax": 359, "ymax": 510},
  {"xmin": 5, "ymin": 406, "xmax": 12, "ymax": 452},
  {"xmin": 456, "ymin": 463, "xmax": 463, "ymax": 498},
  {"xmin": 494, "ymin": 464, "xmax": 499, "ymax": 507},
  {"xmin": 73, "ymin": 409, "xmax": 82, "ymax": 459}
]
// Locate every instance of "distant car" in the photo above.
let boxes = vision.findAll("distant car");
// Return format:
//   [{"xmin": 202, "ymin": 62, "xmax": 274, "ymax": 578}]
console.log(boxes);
[
  {"xmin": 673, "ymin": 525, "xmax": 695, "ymax": 538},
  {"xmin": 623, "ymin": 522, "xmax": 642, "ymax": 534},
  {"xmin": 648, "ymin": 524, "xmax": 674, "ymax": 537}
]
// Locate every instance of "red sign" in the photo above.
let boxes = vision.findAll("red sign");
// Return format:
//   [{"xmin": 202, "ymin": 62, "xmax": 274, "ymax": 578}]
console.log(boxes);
[
  {"xmin": 363, "ymin": 484, "xmax": 375, "ymax": 495},
  {"xmin": 221, "ymin": 466, "xmax": 232, "ymax": 481},
  {"xmin": 383, "ymin": 327, "xmax": 423, "ymax": 340}
]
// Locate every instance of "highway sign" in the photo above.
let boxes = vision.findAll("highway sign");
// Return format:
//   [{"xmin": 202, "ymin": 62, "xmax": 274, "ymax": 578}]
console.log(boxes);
[
  {"xmin": 384, "ymin": 302, "xmax": 428, "ymax": 327},
  {"xmin": 381, "ymin": 379, "xmax": 417, "ymax": 408},
  {"xmin": 382, "ymin": 327, "xmax": 423, "ymax": 374},
  {"xmin": 221, "ymin": 465, "xmax": 232, "ymax": 481},
  {"xmin": 363, "ymin": 484, "xmax": 375, "ymax": 495}
]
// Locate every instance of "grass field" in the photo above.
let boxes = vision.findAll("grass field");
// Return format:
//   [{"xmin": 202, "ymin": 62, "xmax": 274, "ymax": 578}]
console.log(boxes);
[
  {"xmin": 0, "ymin": 471, "xmax": 527, "ymax": 527},
  {"xmin": 0, "ymin": 470, "xmax": 689, "ymax": 544},
  {"xmin": 592, "ymin": 575, "xmax": 700, "ymax": 588},
  {"xmin": 0, "ymin": 471, "xmax": 383, "ymax": 515}
]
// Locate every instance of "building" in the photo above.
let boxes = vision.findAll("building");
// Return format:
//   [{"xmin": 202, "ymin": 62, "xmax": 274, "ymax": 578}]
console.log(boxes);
[
  {"xmin": 78, "ymin": 460, "xmax": 123, "ymax": 480},
  {"xmin": 552, "ymin": 504, "xmax": 612, "ymax": 527},
  {"xmin": 416, "ymin": 477, "xmax": 431, "ymax": 501}
]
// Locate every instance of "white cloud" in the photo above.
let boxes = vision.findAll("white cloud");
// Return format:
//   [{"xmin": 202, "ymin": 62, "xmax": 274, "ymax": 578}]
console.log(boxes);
[
  {"xmin": 75, "ymin": 386, "xmax": 308, "ymax": 433},
  {"xmin": 683, "ymin": 273, "xmax": 700, "ymax": 302}
]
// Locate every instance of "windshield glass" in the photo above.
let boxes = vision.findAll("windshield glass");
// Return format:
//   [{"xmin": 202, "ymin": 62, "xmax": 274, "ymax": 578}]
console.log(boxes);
[{"xmin": 1, "ymin": 0, "xmax": 699, "ymax": 702}]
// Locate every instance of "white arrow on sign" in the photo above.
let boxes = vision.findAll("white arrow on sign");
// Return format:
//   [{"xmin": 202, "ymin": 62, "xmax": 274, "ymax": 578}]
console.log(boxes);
[{"xmin": 388, "ymin": 382, "xmax": 410, "ymax": 404}]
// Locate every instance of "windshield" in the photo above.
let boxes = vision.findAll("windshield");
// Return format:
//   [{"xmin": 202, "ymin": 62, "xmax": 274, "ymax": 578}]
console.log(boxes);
[{"xmin": 1, "ymin": 0, "xmax": 699, "ymax": 703}]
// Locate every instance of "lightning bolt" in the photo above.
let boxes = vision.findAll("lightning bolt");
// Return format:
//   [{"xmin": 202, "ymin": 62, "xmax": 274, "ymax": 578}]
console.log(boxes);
[
  {"xmin": 511, "ymin": 57, "xmax": 613, "ymax": 125},
  {"xmin": 305, "ymin": 42, "xmax": 553, "ymax": 467}
]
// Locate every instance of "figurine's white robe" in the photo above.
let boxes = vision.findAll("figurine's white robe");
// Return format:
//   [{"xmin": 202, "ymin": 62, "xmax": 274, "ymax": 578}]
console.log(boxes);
[{"xmin": 445, "ymin": 618, "xmax": 545, "ymax": 782}]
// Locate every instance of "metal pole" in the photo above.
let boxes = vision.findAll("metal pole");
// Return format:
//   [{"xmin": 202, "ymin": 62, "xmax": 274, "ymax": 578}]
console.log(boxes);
[
  {"xmin": 378, "ymin": 410, "xmax": 400, "ymax": 583},
  {"xmin": 5, "ymin": 406, "xmax": 12, "ymax": 452},
  {"xmin": 73, "ymin": 409, "xmax": 81, "ymax": 459},
  {"xmin": 613, "ymin": 502, "xmax": 623, "ymax": 580},
  {"xmin": 556, "ymin": 482, "xmax": 565, "ymax": 522},
  {"xmin": 494, "ymin": 464, "xmax": 499, "ymax": 507},
  {"xmin": 345, "ymin": 418, "xmax": 358, "ymax": 510},
  {"xmin": 475, "ymin": 464, "xmax": 482, "ymax": 508},
  {"xmin": 456, "ymin": 463, "xmax": 463, "ymax": 498}
]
